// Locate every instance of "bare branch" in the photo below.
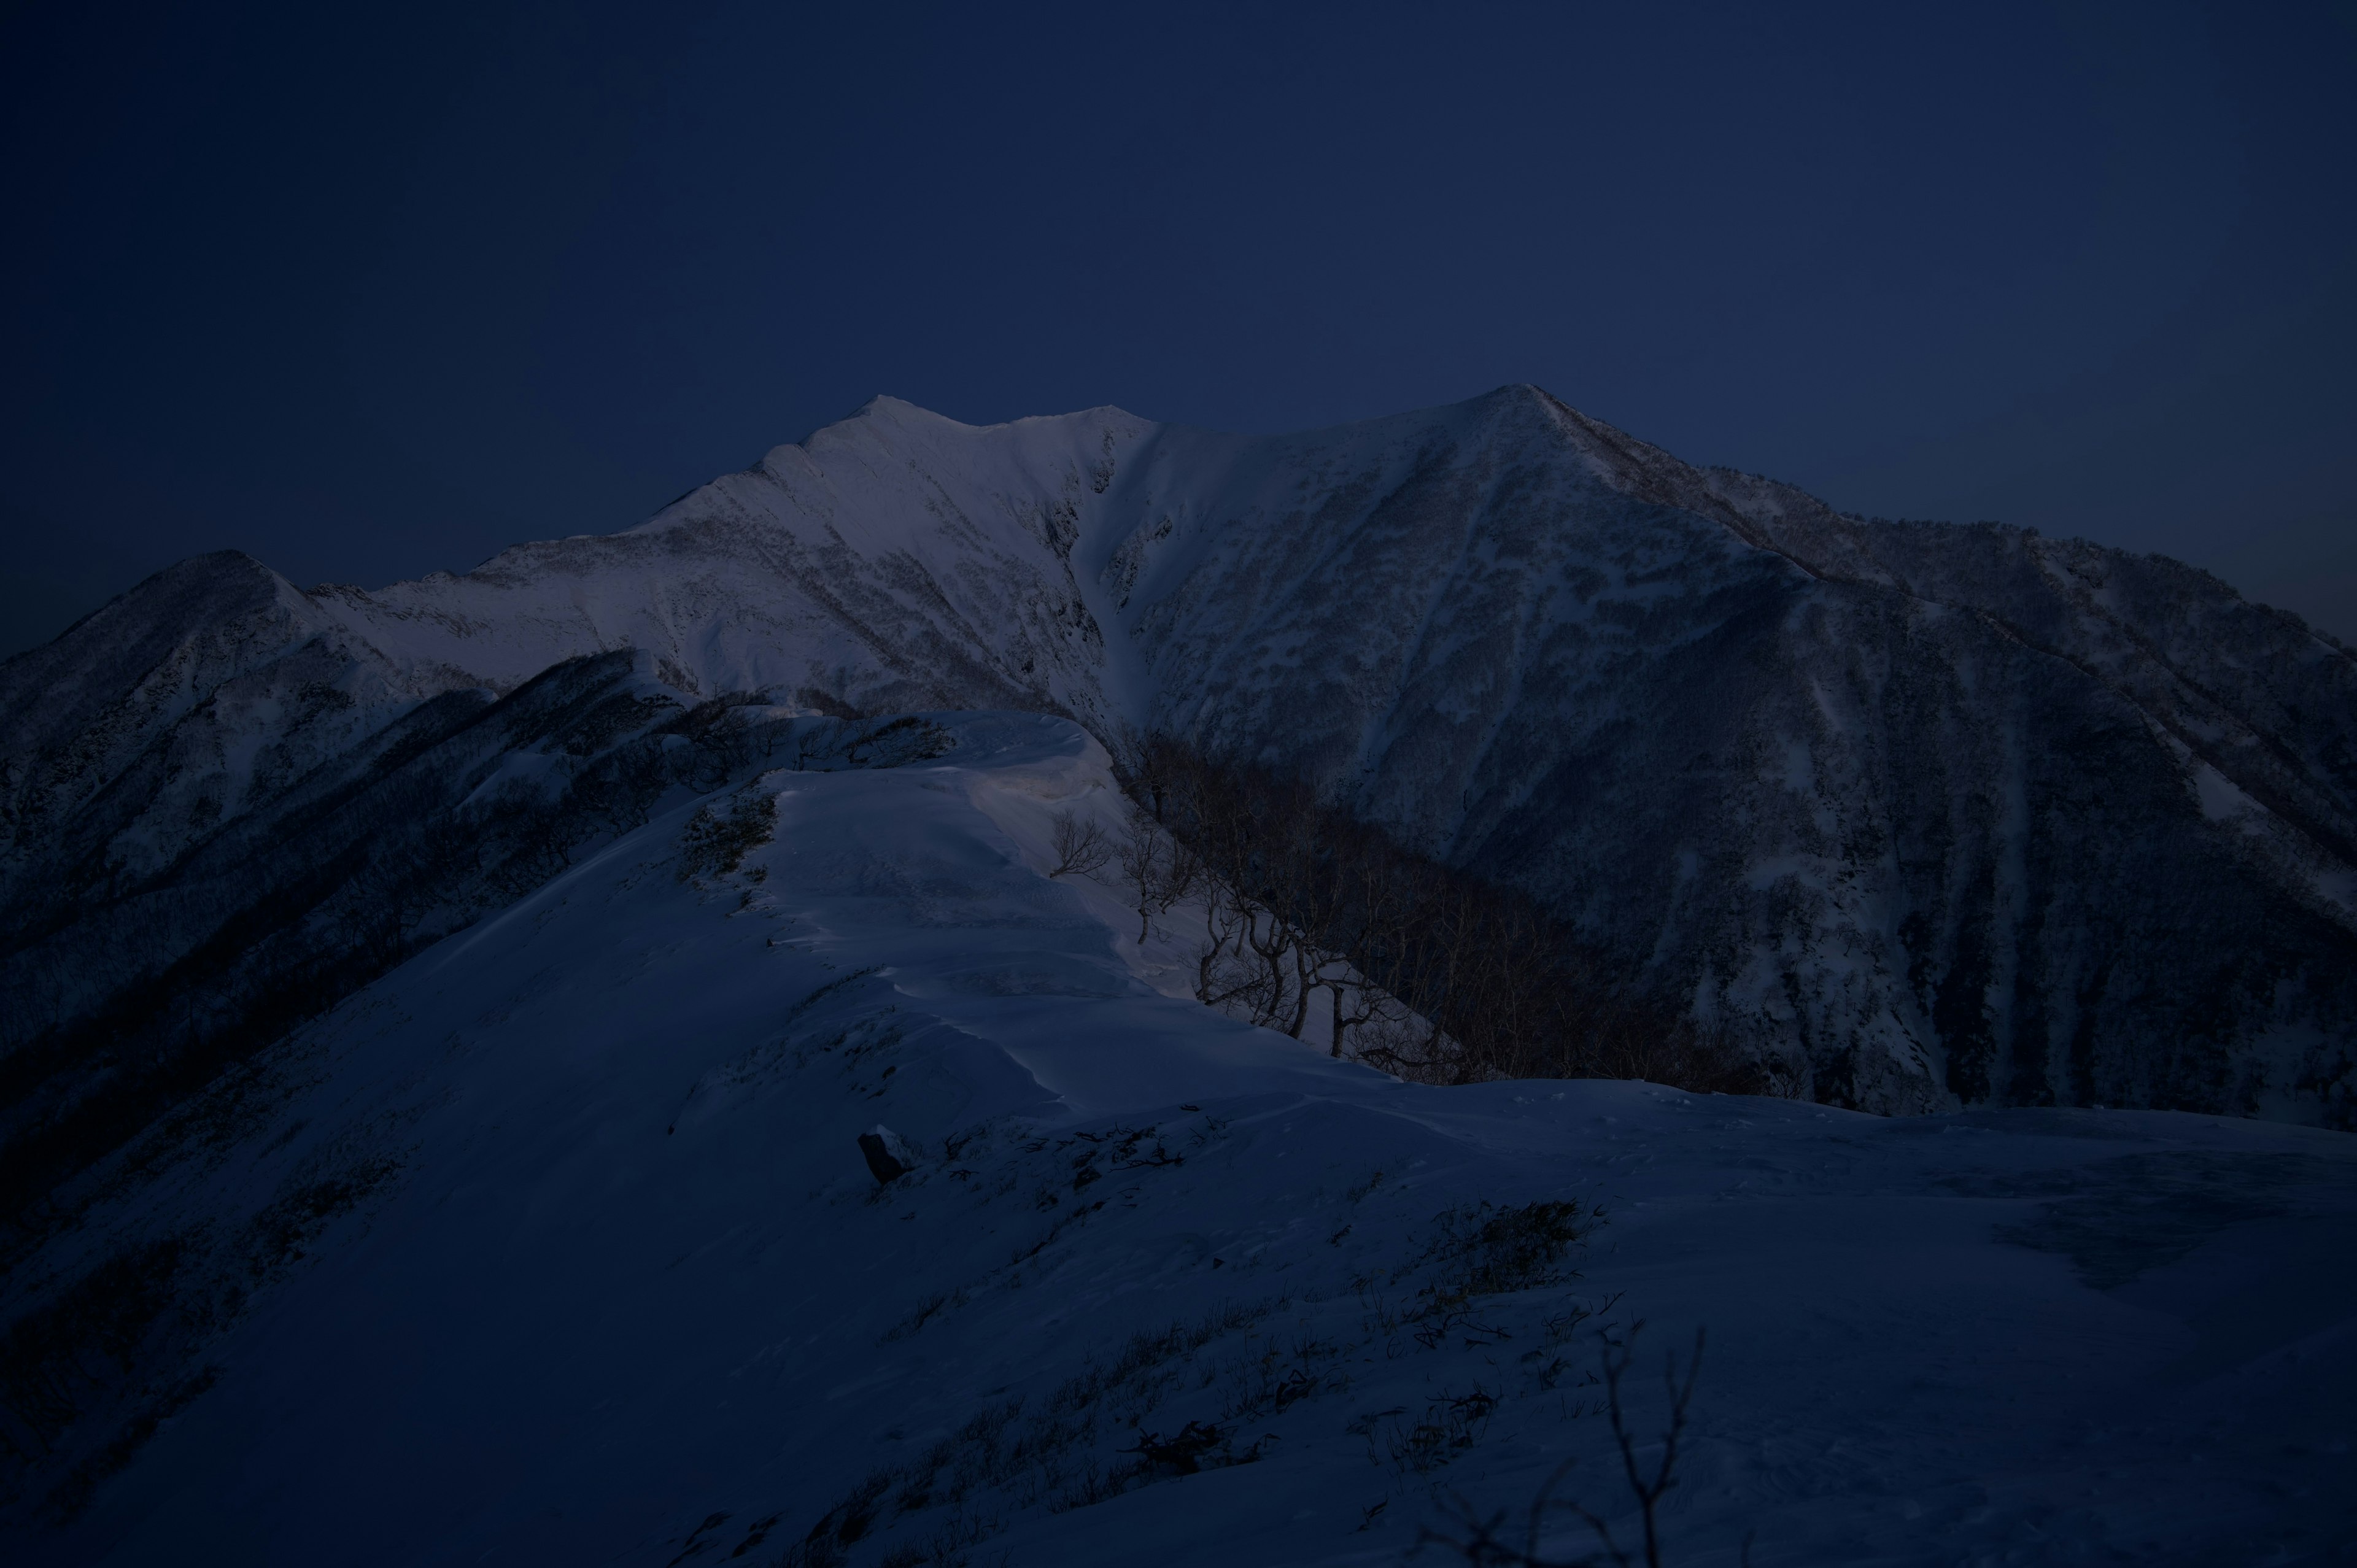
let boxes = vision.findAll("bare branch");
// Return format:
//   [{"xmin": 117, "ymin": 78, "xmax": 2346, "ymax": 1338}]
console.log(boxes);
[
  {"xmin": 1047, "ymin": 810, "xmax": 1113, "ymax": 880},
  {"xmin": 1413, "ymin": 1321, "xmax": 1713, "ymax": 1568}
]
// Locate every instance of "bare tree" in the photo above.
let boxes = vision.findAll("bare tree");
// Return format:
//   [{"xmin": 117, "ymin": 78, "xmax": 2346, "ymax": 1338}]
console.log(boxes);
[
  {"xmin": 1114, "ymin": 733, "xmax": 1768, "ymax": 1095},
  {"xmin": 1196, "ymin": 876, "xmax": 1280, "ymax": 1020},
  {"xmin": 1114, "ymin": 811, "xmax": 1200, "ymax": 944},
  {"xmin": 1047, "ymin": 810, "xmax": 1113, "ymax": 879},
  {"xmin": 1106, "ymin": 719, "xmax": 1172, "ymax": 822}
]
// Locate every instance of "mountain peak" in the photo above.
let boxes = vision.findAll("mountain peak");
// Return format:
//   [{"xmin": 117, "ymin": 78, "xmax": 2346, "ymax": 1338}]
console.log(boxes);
[{"xmin": 0, "ymin": 548, "xmax": 310, "ymax": 754}]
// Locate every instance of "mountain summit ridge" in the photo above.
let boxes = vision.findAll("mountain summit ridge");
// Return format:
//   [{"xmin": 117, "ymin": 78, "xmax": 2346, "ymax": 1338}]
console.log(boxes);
[{"xmin": 4, "ymin": 386, "xmax": 2352, "ymax": 1123}]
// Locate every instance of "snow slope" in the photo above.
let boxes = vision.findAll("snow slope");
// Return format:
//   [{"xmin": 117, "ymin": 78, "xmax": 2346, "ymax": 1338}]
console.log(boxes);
[
  {"xmin": 14, "ymin": 717, "xmax": 2351, "ymax": 1564},
  {"xmin": 5, "ymin": 389, "xmax": 2350, "ymax": 1123}
]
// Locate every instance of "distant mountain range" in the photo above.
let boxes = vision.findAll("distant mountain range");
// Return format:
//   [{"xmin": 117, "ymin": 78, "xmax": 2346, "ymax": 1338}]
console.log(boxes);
[{"xmin": 5, "ymin": 384, "xmax": 2352, "ymax": 1136}]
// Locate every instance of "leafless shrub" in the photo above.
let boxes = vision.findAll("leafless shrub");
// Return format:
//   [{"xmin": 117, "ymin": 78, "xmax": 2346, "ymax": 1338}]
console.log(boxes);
[
  {"xmin": 1047, "ymin": 811, "xmax": 1113, "ymax": 880},
  {"xmin": 678, "ymin": 786, "xmax": 780, "ymax": 881},
  {"xmin": 1120, "ymin": 1417, "xmax": 1268, "ymax": 1476},
  {"xmin": 1391, "ymin": 1200, "xmax": 1591, "ymax": 1351},
  {"xmin": 776, "ymin": 1469, "xmax": 894, "ymax": 1567},
  {"xmin": 1215, "ymin": 1332, "xmax": 1345, "ymax": 1421},
  {"xmin": 1422, "ymin": 1200, "xmax": 1591, "ymax": 1296},
  {"xmin": 0, "ymin": 1238, "xmax": 188, "ymax": 1462},
  {"xmin": 880, "ymin": 1287, "xmax": 972, "ymax": 1344},
  {"xmin": 1417, "ymin": 1323, "xmax": 1713, "ymax": 1568},
  {"xmin": 1375, "ymin": 1385, "xmax": 1499, "ymax": 1474},
  {"xmin": 777, "ymin": 1297, "xmax": 1281, "ymax": 1561}
]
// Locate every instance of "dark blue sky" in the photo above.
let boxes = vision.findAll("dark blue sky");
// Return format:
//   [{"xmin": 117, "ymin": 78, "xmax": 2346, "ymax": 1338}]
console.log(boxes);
[{"xmin": 4, "ymin": 0, "xmax": 2352, "ymax": 655}]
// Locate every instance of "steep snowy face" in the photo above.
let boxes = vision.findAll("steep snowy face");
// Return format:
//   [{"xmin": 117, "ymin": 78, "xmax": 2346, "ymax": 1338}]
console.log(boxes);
[
  {"xmin": 311, "ymin": 396, "xmax": 1150, "ymax": 720},
  {"xmin": 3, "ymin": 388, "xmax": 2353, "ymax": 1127}
]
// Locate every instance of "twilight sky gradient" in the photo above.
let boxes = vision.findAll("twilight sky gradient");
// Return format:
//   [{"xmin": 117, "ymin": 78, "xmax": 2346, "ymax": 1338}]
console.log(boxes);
[{"xmin": 3, "ymin": 0, "xmax": 2353, "ymax": 655}]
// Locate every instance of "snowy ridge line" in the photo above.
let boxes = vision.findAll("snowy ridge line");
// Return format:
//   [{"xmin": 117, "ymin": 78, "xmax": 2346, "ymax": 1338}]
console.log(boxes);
[
  {"xmin": 0, "ymin": 671, "xmax": 958, "ymax": 1277},
  {"xmin": 2, "ymin": 386, "xmax": 2353, "ymax": 1134}
]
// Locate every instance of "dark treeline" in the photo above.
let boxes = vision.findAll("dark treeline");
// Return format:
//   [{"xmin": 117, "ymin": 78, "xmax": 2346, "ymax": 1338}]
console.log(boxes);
[{"xmin": 1116, "ymin": 733, "xmax": 1767, "ymax": 1096}]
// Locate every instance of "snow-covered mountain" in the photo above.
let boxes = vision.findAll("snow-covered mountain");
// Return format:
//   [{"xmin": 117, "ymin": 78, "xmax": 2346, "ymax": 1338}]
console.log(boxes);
[
  {"xmin": 6, "ymin": 714, "xmax": 2351, "ymax": 1565},
  {"xmin": 6, "ymin": 387, "xmax": 2351, "ymax": 1130}
]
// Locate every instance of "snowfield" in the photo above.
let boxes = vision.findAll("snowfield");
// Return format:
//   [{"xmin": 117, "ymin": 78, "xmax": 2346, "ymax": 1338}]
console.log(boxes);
[{"xmin": 26, "ymin": 718, "xmax": 2353, "ymax": 1566}]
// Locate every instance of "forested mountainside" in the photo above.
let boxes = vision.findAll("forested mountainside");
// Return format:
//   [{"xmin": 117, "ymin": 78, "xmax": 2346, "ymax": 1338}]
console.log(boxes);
[{"xmin": 4, "ymin": 386, "xmax": 2351, "ymax": 1143}]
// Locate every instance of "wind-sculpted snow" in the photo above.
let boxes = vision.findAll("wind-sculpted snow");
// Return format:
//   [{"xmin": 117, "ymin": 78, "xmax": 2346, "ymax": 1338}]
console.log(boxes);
[
  {"xmin": 6, "ymin": 718, "xmax": 2350, "ymax": 1564},
  {"xmin": 3, "ymin": 387, "xmax": 2352, "ymax": 1139}
]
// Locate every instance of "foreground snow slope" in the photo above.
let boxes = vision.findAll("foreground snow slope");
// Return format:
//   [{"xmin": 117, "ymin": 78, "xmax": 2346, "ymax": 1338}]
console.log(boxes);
[
  {"xmin": 6, "ymin": 388, "xmax": 2351, "ymax": 1121},
  {"xmin": 26, "ymin": 718, "xmax": 2353, "ymax": 1566}
]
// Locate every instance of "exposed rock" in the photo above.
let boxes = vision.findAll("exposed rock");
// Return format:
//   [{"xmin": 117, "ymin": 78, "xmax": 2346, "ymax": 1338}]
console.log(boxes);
[{"xmin": 859, "ymin": 1126, "xmax": 922, "ymax": 1184}]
